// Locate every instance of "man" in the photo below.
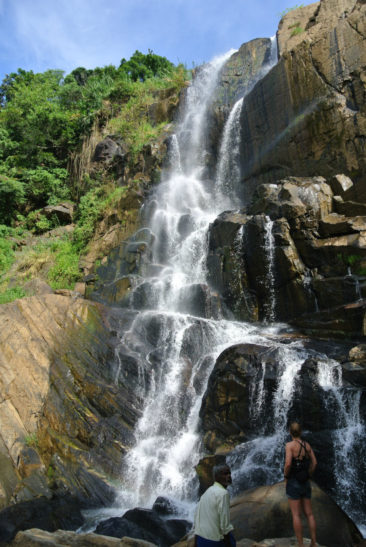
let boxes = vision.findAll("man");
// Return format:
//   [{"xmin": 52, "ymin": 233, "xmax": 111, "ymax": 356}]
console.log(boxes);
[{"xmin": 194, "ymin": 464, "xmax": 236, "ymax": 547}]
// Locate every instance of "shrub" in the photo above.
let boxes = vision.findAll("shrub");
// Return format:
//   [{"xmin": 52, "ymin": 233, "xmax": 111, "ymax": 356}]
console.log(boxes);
[
  {"xmin": 290, "ymin": 24, "xmax": 304, "ymax": 37},
  {"xmin": 0, "ymin": 286, "xmax": 26, "ymax": 304},
  {"xmin": 0, "ymin": 175, "xmax": 25, "ymax": 224},
  {"xmin": 119, "ymin": 50, "xmax": 174, "ymax": 82},
  {"xmin": 23, "ymin": 167, "xmax": 70, "ymax": 207},
  {"xmin": 0, "ymin": 237, "xmax": 15, "ymax": 273},
  {"xmin": 47, "ymin": 239, "xmax": 81, "ymax": 289},
  {"xmin": 24, "ymin": 433, "xmax": 38, "ymax": 447}
]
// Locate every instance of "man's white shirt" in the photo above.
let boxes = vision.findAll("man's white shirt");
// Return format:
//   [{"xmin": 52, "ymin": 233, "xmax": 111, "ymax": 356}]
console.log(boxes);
[{"xmin": 194, "ymin": 481, "xmax": 234, "ymax": 541}]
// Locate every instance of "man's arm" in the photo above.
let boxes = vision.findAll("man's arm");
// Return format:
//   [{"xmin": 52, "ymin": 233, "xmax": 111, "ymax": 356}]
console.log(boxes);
[
  {"xmin": 284, "ymin": 442, "xmax": 293, "ymax": 480},
  {"xmin": 217, "ymin": 491, "xmax": 234, "ymax": 543}
]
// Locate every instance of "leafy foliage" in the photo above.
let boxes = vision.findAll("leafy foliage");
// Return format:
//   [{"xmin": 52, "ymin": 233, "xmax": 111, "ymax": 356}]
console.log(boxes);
[
  {"xmin": 0, "ymin": 175, "xmax": 25, "ymax": 224},
  {"xmin": 0, "ymin": 286, "xmax": 26, "ymax": 304},
  {"xmin": 47, "ymin": 239, "xmax": 81, "ymax": 289},
  {"xmin": 119, "ymin": 50, "xmax": 174, "ymax": 81},
  {"xmin": 0, "ymin": 50, "xmax": 188, "ymax": 302},
  {"xmin": 0, "ymin": 51, "xmax": 187, "ymax": 226}
]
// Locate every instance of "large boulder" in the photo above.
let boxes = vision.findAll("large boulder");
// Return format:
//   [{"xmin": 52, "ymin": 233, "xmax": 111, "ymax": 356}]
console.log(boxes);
[
  {"xmin": 93, "ymin": 136, "xmax": 127, "ymax": 168},
  {"xmin": 199, "ymin": 343, "xmax": 279, "ymax": 453},
  {"xmin": 230, "ymin": 481, "xmax": 362, "ymax": 547},
  {"xmin": 95, "ymin": 507, "xmax": 190, "ymax": 547},
  {"xmin": 0, "ymin": 295, "xmax": 142, "ymax": 510},
  {"xmin": 0, "ymin": 495, "xmax": 84, "ymax": 544},
  {"xmin": 9, "ymin": 529, "xmax": 157, "ymax": 546}
]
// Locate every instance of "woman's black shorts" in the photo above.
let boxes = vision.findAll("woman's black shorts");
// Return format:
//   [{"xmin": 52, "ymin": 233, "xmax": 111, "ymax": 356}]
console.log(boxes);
[{"xmin": 286, "ymin": 477, "xmax": 311, "ymax": 500}]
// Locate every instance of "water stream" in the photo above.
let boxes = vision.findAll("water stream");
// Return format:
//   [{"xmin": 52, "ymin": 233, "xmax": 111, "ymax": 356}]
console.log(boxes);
[{"xmin": 86, "ymin": 42, "xmax": 365, "ymax": 534}]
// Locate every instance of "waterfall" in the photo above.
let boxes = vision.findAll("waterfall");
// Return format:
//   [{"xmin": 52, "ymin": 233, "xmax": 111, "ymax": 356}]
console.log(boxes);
[
  {"xmin": 215, "ymin": 35, "xmax": 278, "ymax": 207},
  {"xmin": 86, "ymin": 39, "xmax": 365, "ymax": 536},
  {"xmin": 215, "ymin": 97, "xmax": 243, "ymax": 208},
  {"xmin": 113, "ymin": 50, "xmax": 256, "ymax": 514},
  {"xmin": 263, "ymin": 216, "xmax": 276, "ymax": 322},
  {"xmin": 111, "ymin": 43, "xmax": 292, "ymax": 514},
  {"xmin": 228, "ymin": 345, "xmax": 305, "ymax": 491},
  {"xmin": 317, "ymin": 360, "xmax": 366, "ymax": 527}
]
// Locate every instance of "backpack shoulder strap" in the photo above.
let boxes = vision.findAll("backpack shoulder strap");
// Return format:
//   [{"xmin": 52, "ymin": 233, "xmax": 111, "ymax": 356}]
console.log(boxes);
[{"xmin": 295, "ymin": 439, "xmax": 305, "ymax": 459}]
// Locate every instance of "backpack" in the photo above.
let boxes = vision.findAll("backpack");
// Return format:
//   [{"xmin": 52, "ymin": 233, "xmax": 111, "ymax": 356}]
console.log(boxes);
[{"xmin": 292, "ymin": 440, "xmax": 310, "ymax": 483}]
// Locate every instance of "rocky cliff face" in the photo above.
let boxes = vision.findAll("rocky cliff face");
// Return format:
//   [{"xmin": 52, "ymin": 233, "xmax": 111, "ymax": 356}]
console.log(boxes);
[
  {"xmin": 195, "ymin": 38, "xmax": 273, "ymax": 180},
  {"xmin": 207, "ymin": 175, "xmax": 366, "ymax": 334},
  {"xmin": 205, "ymin": 0, "xmax": 366, "ymax": 336},
  {"xmin": 238, "ymin": 0, "xmax": 366, "ymax": 202},
  {"xmin": 0, "ymin": 296, "xmax": 141, "ymax": 512}
]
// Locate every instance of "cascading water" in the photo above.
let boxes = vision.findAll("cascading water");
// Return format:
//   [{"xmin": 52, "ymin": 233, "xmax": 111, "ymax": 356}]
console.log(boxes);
[
  {"xmin": 263, "ymin": 216, "xmax": 276, "ymax": 322},
  {"xmin": 114, "ymin": 50, "xmax": 250, "ymax": 514},
  {"xmin": 317, "ymin": 360, "xmax": 366, "ymax": 529},
  {"xmin": 215, "ymin": 97, "xmax": 243, "ymax": 208},
  {"xmin": 86, "ymin": 38, "xmax": 365, "ymax": 536},
  {"xmin": 109, "ymin": 47, "xmax": 289, "ymax": 515},
  {"xmin": 215, "ymin": 35, "xmax": 277, "ymax": 208}
]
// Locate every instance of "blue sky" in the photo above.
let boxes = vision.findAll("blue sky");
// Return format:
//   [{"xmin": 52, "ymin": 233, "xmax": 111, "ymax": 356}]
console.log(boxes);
[{"xmin": 0, "ymin": 0, "xmax": 316, "ymax": 81}]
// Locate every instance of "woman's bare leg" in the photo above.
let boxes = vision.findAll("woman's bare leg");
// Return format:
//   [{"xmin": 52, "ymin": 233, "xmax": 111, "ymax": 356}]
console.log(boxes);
[
  {"xmin": 301, "ymin": 497, "xmax": 316, "ymax": 546},
  {"xmin": 288, "ymin": 498, "xmax": 304, "ymax": 546}
]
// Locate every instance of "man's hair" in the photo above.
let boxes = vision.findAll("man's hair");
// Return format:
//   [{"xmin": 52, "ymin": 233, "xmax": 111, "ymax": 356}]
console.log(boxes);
[
  {"xmin": 290, "ymin": 422, "xmax": 302, "ymax": 438},
  {"xmin": 212, "ymin": 464, "xmax": 230, "ymax": 480}
]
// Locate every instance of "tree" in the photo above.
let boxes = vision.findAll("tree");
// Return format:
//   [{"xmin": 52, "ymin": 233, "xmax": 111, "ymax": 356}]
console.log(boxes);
[
  {"xmin": 119, "ymin": 50, "xmax": 174, "ymax": 81},
  {"xmin": 0, "ymin": 175, "xmax": 25, "ymax": 224}
]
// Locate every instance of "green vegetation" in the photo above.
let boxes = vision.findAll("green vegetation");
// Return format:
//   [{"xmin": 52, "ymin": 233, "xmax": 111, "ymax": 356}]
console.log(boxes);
[
  {"xmin": 0, "ymin": 225, "xmax": 25, "ymax": 273},
  {"xmin": 73, "ymin": 184, "xmax": 127, "ymax": 250},
  {"xmin": 0, "ymin": 50, "xmax": 188, "ymax": 225},
  {"xmin": 0, "ymin": 50, "xmax": 189, "ymax": 303},
  {"xmin": 289, "ymin": 22, "xmax": 305, "ymax": 36},
  {"xmin": 279, "ymin": 4, "xmax": 305, "ymax": 18},
  {"xmin": 24, "ymin": 432, "xmax": 39, "ymax": 448},
  {"xmin": 0, "ymin": 286, "xmax": 26, "ymax": 304},
  {"xmin": 338, "ymin": 253, "xmax": 366, "ymax": 276}
]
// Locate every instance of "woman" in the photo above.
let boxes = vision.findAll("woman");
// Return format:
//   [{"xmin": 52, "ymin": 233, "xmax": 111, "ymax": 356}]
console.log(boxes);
[{"xmin": 284, "ymin": 422, "xmax": 317, "ymax": 547}]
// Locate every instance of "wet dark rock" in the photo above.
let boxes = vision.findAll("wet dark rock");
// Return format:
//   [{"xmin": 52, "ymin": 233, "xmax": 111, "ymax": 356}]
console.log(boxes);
[
  {"xmin": 207, "ymin": 211, "xmax": 258, "ymax": 321},
  {"xmin": 203, "ymin": 38, "xmax": 274, "ymax": 179},
  {"xmin": 207, "ymin": 175, "xmax": 366, "ymax": 334},
  {"xmin": 200, "ymin": 339, "xmax": 366, "ymax": 497},
  {"xmin": 330, "ymin": 174, "xmax": 354, "ymax": 195},
  {"xmin": 0, "ymin": 495, "xmax": 84, "ymax": 544},
  {"xmin": 95, "ymin": 508, "xmax": 190, "ymax": 547},
  {"xmin": 200, "ymin": 343, "xmax": 280, "ymax": 452},
  {"xmin": 176, "ymin": 284, "xmax": 222, "ymax": 319},
  {"xmin": 152, "ymin": 497, "xmax": 178, "ymax": 516},
  {"xmin": 177, "ymin": 214, "xmax": 194, "ymax": 238}
]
